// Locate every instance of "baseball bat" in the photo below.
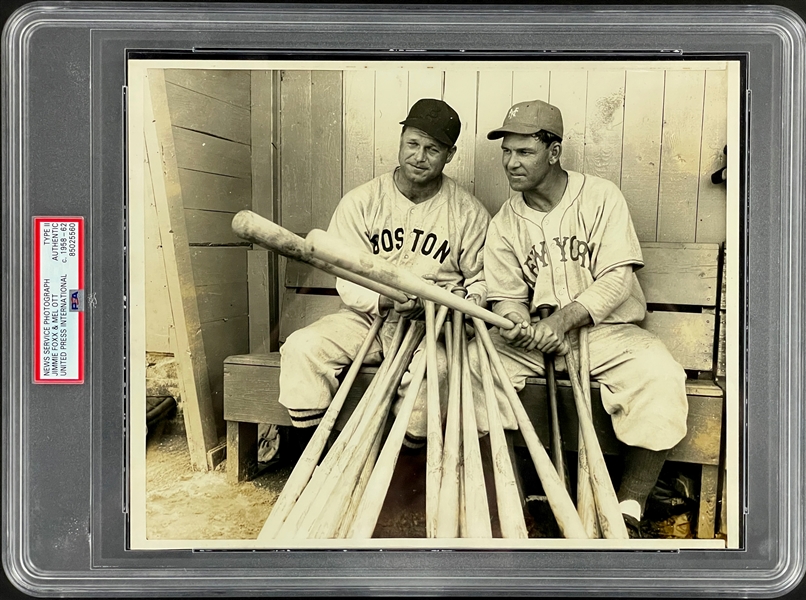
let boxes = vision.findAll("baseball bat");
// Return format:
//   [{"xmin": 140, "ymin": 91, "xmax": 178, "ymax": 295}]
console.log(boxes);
[
  {"xmin": 576, "ymin": 326, "xmax": 601, "ymax": 538},
  {"xmin": 258, "ymin": 314, "xmax": 385, "ymax": 541},
  {"xmin": 443, "ymin": 320, "xmax": 453, "ymax": 368},
  {"xmin": 565, "ymin": 344, "xmax": 629, "ymax": 539},
  {"xmin": 435, "ymin": 301, "xmax": 466, "ymax": 538},
  {"xmin": 302, "ymin": 226, "xmax": 515, "ymax": 330},
  {"xmin": 231, "ymin": 210, "xmax": 408, "ymax": 304},
  {"xmin": 348, "ymin": 307, "xmax": 450, "ymax": 539},
  {"xmin": 273, "ymin": 318, "xmax": 408, "ymax": 539},
  {"xmin": 460, "ymin": 329, "xmax": 492, "ymax": 538},
  {"xmin": 296, "ymin": 321, "xmax": 425, "ymax": 539},
  {"xmin": 232, "ymin": 211, "xmax": 521, "ymax": 334},
  {"xmin": 425, "ymin": 300, "xmax": 446, "ymax": 538},
  {"xmin": 336, "ymin": 422, "xmax": 385, "ymax": 537},
  {"xmin": 309, "ymin": 411, "xmax": 389, "ymax": 539},
  {"xmin": 536, "ymin": 304, "xmax": 568, "ymax": 491},
  {"xmin": 472, "ymin": 318, "xmax": 588, "ymax": 539},
  {"xmin": 474, "ymin": 327, "xmax": 529, "ymax": 539},
  {"xmin": 458, "ymin": 464, "xmax": 467, "ymax": 538}
]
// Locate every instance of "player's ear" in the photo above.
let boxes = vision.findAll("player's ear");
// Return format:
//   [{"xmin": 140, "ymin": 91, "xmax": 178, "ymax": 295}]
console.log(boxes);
[
  {"xmin": 445, "ymin": 145, "xmax": 457, "ymax": 164},
  {"xmin": 548, "ymin": 141, "xmax": 562, "ymax": 165}
]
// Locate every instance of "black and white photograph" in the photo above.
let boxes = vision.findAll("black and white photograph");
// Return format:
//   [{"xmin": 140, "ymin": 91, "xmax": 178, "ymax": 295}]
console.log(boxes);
[{"xmin": 127, "ymin": 58, "xmax": 740, "ymax": 550}]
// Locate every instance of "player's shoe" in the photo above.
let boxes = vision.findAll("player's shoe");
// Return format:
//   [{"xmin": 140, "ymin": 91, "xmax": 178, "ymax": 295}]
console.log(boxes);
[{"xmin": 623, "ymin": 514, "xmax": 645, "ymax": 539}]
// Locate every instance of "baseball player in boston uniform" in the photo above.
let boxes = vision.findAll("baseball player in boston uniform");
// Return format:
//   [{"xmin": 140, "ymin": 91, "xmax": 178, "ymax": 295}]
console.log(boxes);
[
  {"xmin": 278, "ymin": 98, "xmax": 490, "ymax": 456},
  {"xmin": 467, "ymin": 99, "xmax": 689, "ymax": 538}
]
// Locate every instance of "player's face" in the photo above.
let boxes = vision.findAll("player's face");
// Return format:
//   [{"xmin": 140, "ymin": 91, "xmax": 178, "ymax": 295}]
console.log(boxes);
[
  {"xmin": 501, "ymin": 134, "xmax": 552, "ymax": 192},
  {"xmin": 398, "ymin": 128, "xmax": 455, "ymax": 185}
]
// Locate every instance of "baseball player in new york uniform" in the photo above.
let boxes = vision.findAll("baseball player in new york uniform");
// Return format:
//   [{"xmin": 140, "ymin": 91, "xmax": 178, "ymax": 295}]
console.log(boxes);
[
  {"xmin": 467, "ymin": 99, "xmax": 689, "ymax": 538},
  {"xmin": 278, "ymin": 98, "xmax": 490, "ymax": 457}
]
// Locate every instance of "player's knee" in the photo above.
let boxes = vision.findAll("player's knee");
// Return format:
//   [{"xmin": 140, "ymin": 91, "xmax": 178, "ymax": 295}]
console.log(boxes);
[
  {"xmin": 280, "ymin": 327, "xmax": 321, "ymax": 365},
  {"xmin": 656, "ymin": 353, "xmax": 687, "ymax": 386},
  {"xmin": 635, "ymin": 345, "xmax": 686, "ymax": 384}
]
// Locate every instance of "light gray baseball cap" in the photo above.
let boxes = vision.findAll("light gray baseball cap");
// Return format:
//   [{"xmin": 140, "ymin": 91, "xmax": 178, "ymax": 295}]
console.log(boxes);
[{"xmin": 487, "ymin": 99, "xmax": 564, "ymax": 140}]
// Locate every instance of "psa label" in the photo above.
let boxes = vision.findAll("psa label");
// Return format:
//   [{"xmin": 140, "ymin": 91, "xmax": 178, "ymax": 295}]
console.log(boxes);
[{"xmin": 34, "ymin": 217, "xmax": 85, "ymax": 384}]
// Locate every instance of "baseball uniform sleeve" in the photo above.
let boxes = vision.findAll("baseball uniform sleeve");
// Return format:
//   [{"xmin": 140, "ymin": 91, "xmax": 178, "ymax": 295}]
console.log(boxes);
[
  {"xmin": 573, "ymin": 264, "xmax": 634, "ymax": 325},
  {"xmin": 327, "ymin": 190, "xmax": 384, "ymax": 315},
  {"xmin": 484, "ymin": 216, "xmax": 532, "ymax": 318},
  {"xmin": 587, "ymin": 182, "xmax": 644, "ymax": 278},
  {"xmin": 459, "ymin": 203, "xmax": 490, "ymax": 304}
]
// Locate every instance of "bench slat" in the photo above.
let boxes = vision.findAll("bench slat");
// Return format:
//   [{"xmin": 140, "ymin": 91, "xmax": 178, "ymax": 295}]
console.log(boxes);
[
  {"xmin": 223, "ymin": 353, "xmax": 723, "ymax": 464},
  {"xmin": 637, "ymin": 242, "xmax": 720, "ymax": 307},
  {"xmin": 641, "ymin": 311, "xmax": 716, "ymax": 372},
  {"xmin": 224, "ymin": 360, "xmax": 371, "ymax": 431}
]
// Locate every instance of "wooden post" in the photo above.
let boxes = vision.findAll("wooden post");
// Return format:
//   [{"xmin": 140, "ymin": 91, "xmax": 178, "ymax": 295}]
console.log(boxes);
[
  {"xmin": 249, "ymin": 70, "xmax": 280, "ymax": 352},
  {"xmin": 145, "ymin": 69, "xmax": 218, "ymax": 470},
  {"xmin": 247, "ymin": 250, "xmax": 271, "ymax": 354}
]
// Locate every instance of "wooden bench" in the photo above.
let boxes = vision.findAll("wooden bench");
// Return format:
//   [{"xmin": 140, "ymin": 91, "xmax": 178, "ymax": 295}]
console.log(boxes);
[{"xmin": 224, "ymin": 242, "xmax": 726, "ymax": 538}]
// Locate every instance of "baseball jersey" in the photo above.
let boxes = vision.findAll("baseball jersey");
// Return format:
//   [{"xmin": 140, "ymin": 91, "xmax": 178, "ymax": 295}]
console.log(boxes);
[
  {"xmin": 328, "ymin": 171, "xmax": 489, "ymax": 315},
  {"xmin": 485, "ymin": 171, "xmax": 646, "ymax": 325}
]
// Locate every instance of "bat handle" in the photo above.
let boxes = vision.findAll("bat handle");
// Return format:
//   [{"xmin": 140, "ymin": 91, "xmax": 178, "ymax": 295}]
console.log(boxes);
[
  {"xmin": 536, "ymin": 304, "xmax": 567, "ymax": 490},
  {"xmin": 536, "ymin": 303, "xmax": 554, "ymax": 321}
]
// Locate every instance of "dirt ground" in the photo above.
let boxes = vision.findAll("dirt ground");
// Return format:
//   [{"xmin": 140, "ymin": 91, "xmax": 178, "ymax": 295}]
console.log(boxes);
[
  {"xmin": 145, "ymin": 415, "xmax": 438, "ymax": 540},
  {"xmin": 146, "ymin": 419, "xmax": 283, "ymax": 540},
  {"xmin": 145, "ymin": 412, "xmax": 700, "ymax": 542}
]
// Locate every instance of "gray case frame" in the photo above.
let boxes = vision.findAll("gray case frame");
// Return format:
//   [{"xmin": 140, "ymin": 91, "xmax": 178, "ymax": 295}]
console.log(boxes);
[{"xmin": 2, "ymin": 2, "xmax": 804, "ymax": 596}]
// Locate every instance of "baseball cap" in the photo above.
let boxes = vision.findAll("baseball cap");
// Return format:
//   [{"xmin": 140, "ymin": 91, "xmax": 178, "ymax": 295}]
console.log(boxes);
[
  {"xmin": 487, "ymin": 99, "xmax": 564, "ymax": 140},
  {"xmin": 400, "ymin": 98, "xmax": 461, "ymax": 147}
]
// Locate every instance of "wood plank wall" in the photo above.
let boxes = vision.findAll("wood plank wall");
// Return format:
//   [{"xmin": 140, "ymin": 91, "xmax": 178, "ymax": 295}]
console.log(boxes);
[
  {"xmin": 163, "ymin": 69, "xmax": 253, "ymax": 435},
  {"xmin": 144, "ymin": 154, "xmax": 173, "ymax": 353},
  {"xmin": 277, "ymin": 65, "xmax": 728, "ymax": 245}
]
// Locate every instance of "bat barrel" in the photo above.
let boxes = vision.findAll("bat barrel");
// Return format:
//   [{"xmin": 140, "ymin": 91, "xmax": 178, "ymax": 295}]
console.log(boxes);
[
  {"xmin": 233, "ymin": 211, "xmax": 516, "ymax": 331},
  {"xmin": 232, "ymin": 209, "xmax": 312, "ymax": 262},
  {"xmin": 232, "ymin": 210, "xmax": 409, "ymax": 304}
]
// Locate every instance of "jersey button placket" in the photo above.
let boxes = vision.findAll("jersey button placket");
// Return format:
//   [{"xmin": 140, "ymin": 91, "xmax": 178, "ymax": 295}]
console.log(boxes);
[{"xmin": 403, "ymin": 208, "xmax": 413, "ymax": 263}]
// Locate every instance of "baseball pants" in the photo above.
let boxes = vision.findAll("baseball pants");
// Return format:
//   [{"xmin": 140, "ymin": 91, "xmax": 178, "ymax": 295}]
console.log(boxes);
[
  {"xmin": 465, "ymin": 323, "xmax": 689, "ymax": 451},
  {"xmin": 279, "ymin": 307, "xmax": 449, "ymax": 440}
]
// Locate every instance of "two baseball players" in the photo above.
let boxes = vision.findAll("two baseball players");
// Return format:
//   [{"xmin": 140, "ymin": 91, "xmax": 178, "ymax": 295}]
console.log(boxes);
[
  {"xmin": 467, "ymin": 99, "xmax": 689, "ymax": 538},
  {"xmin": 278, "ymin": 98, "xmax": 490, "ymax": 457},
  {"xmin": 276, "ymin": 95, "xmax": 688, "ymax": 539}
]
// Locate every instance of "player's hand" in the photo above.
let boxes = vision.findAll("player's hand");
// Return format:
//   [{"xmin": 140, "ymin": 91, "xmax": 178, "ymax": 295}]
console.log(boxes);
[
  {"xmin": 532, "ymin": 317, "xmax": 567, "ymax": 355},
  {"xmin": 394, "ymin": 295, "xmax": 425, "ymax": 320},
  {"xmin": 465, "ymin": 293, "xmax": 483, "ymax": 307},
  {"xmin": 378, "ymin": 295, "xmax": 395, "ymax": 313},
  {"xmin": 500, "ymin": 312, "xmax": 535, "ymax": 348}
]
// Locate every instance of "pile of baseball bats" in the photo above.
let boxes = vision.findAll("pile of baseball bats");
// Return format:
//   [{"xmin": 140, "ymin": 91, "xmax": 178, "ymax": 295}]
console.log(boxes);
[{"xmin": 233, "ymin": 210, "xmax": 628, "ymax": 541}]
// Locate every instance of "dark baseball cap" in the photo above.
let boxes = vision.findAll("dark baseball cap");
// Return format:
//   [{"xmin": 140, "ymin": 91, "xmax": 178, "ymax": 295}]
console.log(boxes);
[
  {"xmin": 400, "ymin": 98, "xmax": 461, "ymax": 147},
  {"xmin": 487, "ymin": 99, "xmax": 564, "ymax": 140}
]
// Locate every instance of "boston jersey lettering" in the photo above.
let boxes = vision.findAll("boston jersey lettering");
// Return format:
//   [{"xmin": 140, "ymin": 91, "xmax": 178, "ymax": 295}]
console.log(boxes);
[{"xmin": 367, "ymin": 227, "xmax": 451, "ymax": 263}]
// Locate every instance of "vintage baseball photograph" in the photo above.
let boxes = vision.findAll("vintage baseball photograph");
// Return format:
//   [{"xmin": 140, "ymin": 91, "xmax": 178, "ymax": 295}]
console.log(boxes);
[{"xmin": 127, "ymin": 58, "xmax": 741, "ymax": 550}]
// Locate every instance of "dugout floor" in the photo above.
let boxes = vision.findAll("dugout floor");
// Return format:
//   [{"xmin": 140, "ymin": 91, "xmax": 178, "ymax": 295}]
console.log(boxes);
[{"xmin": 144, "ymin": 412, "xmax": 700, "ymax": 542}]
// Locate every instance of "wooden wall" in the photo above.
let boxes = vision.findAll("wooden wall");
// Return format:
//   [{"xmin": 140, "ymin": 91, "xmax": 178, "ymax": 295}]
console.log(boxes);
[
  {"xmin": 155, "ymin": 69, "xmax": 253, "ymax": 437},
  {"xmin": 145, "ymin": 64, "xmax": 730, "ymax": 410},
  {"xmin": 277, "ymin": 65, "xmax": 728, "ymax": 245},
  {"xmin": 144, "ymin": 156, "xmax": 173, "ymax": 353}
]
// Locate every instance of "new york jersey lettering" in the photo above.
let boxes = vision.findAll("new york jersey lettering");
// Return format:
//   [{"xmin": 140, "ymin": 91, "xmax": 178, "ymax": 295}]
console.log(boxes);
[
  {"xmin": 524, "ymin": 236, "xmax": 593, "ymax": 277},
  {"xmin": 525, "ymin": 241, "xmax": 549, "ymax": 278}
]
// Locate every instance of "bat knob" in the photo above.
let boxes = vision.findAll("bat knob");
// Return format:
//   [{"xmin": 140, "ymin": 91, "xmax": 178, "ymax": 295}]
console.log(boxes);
[
  {"xmin": 451, "ymin": 285, "xmax": 468, "ymax": 299},
  {"xmin": 537, "ymin": 303, "xmax": 555, "ymax": 319}
]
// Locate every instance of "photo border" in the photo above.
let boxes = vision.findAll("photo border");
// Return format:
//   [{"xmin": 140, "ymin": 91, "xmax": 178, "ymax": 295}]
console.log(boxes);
[{"xmin": 127, "ymin": 56, "xmax": 742, "ymax": 552}]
